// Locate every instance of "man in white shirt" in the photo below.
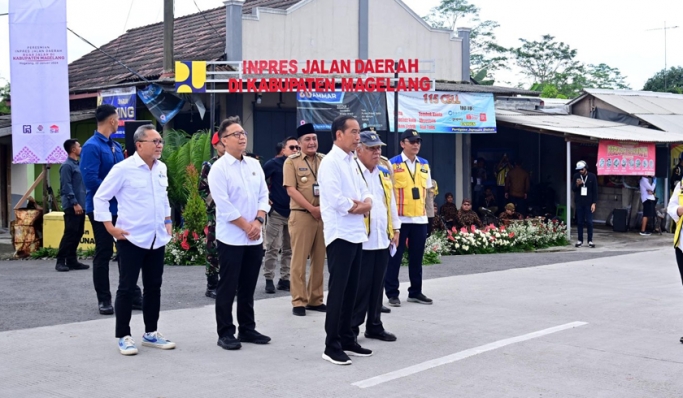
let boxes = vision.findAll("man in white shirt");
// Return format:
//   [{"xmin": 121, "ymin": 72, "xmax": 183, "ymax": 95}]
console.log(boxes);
[
  {"xmin": 94, "ymin": 124, "xmax": 175, "ymax": 356},
  {"xmin": 640, "ymin": 176, "xmax": 656, "ymax": 236},
  {"xmin": 667, "ymin": 182, "xmax": 683, "ymax": 344},
  {"xmin": 318, "ymin": 115, "xmax": 373, "ymax": 365},
  {"xmin": 351, "ymin": 132, "xmax": 400, "ymax": 343},
  {"xmin": 385, "ymin": 130, "xmax": 434, "ymax": 307},
  {"xmin": 207, "ymin": 116, "xmax": 271, "ymax": 351}
]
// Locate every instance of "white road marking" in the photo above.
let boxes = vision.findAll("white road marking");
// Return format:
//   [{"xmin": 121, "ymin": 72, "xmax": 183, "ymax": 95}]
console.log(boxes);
[{"xmin": 353, "ymin": 321, "xmax": 588, "ymax": 389}]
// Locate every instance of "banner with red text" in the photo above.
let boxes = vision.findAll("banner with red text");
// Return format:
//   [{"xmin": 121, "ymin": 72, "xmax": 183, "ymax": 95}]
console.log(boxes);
[
  {"xmin": 597, "ymin": 140, "xmax": 655, "ymax": 176},
  {"xmin": 10, "ymin": 0, "xmax": 70, "ymax": 164},
  {"xmin": 387, "ymin": 91, "xmax": 496, "ymax": 133}
]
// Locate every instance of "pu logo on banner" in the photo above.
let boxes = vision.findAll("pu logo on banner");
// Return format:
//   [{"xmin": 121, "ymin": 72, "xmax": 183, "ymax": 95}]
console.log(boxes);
[{"xmin": 175, "ymin": 61, "xmax": 206, "ymax": 93}]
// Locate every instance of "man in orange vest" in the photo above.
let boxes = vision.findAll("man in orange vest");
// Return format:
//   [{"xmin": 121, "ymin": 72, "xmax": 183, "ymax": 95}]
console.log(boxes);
[{"xmin": 384, "ymin": 129, "xmax": 433, "ymax": 307}]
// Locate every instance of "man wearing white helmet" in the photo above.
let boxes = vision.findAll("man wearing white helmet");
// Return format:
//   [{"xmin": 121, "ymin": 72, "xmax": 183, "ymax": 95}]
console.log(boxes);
[{"xmin": 572, "ymin": 160, "xmax": 598, "ymax": 248}]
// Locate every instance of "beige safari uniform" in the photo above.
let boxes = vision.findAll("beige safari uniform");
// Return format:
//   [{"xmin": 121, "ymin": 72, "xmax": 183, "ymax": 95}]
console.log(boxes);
[{"xmin": 283, "ymin": 151, "xmax": 326, "ymax": 308}]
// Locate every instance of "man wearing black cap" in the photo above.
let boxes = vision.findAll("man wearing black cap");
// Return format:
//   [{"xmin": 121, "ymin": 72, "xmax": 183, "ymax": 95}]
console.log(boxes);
[
  {"xmin": 262, "ymin": 136, "xmax": 299, "ymax": 293},
  {"xmin": 80, "ymin": 104, "xmax": 142, "ymax": 315},
  {"xmin": 385, "ymin": 129, "xmax": 433, "ymax": 307},
  {"xmin": 672, "ymin": 154, "xmax": 683, "ymax": 191},
  {"xmin": 352, "ymin": 131, "xmax": 400, "ymax": 342},
  {"xmin": 283, "ymin": 123, "xmax": 327, "ymax": 316}
]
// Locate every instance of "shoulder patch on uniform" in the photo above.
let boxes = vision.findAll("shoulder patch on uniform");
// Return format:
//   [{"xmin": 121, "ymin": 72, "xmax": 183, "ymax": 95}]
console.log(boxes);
[
  {"xmin": 288, "ymin": 152, "xmax": 302, "ymax": 159},
  {"xmin": 316, "ymin": 152, "xmax": 325, "ymax": 159}
]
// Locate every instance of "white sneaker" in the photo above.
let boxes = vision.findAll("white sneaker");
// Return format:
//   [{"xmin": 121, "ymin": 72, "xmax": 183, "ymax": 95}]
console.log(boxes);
[
  {"xmin": 142, "ymin": 331, "xmax": 176, "ymax": 350},
  {"xmin": 118, "ymin": 336, "xmax": 138, "ymax": 356},
  {"xmin": 575, "ymin": 241, "xmax": 583, "ymax": 248}
]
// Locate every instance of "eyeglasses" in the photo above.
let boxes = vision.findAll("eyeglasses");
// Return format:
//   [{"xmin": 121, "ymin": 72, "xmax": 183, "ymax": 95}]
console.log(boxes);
[
  {"xmin": 405, "ymin": 139, "xmax": 422, "ymax": 145},
  {"xmin": 365, "ymin": 146, "xmax": 382, "ymax": 153},
  {"xmin": 289, "ymin": 145, "xmax": 301, "ymax": 151},
  {"xmin": 224, "ymin": 131, "xmax": 247, "ymax": 139},
  {"xmin": 138, "ymin": 139, "xmax": 164, "ymax": 146}
]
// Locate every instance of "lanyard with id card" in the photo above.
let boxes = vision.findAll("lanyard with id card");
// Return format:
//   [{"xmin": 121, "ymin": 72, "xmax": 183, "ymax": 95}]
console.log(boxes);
[
  {"xmin": 304, "ymin": 157, "xmax": 320, "ymax": 197},
  {"xmin": 580, "ymin": 175, "xmax": 588, "ymax": 196},
  {"xmin": 405, "ymin": 161, "xmax": 421, "ymax": 199}
]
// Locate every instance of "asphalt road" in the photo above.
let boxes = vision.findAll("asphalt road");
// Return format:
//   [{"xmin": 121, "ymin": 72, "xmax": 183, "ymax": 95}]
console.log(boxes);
[{"xmin": 0, "ymin": 250, "xmax": 634, "ymax": 332}]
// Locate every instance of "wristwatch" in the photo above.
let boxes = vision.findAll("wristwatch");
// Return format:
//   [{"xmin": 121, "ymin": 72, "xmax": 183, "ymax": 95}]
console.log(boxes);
[{"xmin": 255, "ymin": 216, "xmax": 265, "ymax": 224}]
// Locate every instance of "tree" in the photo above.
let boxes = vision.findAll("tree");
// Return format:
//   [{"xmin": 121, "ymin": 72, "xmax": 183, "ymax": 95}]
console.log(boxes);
[
  {"xmin": 511, "ymin": 34, "xmax": 582, "ymax": 86},
  {"xmin": 643, "ymin": 67, "xmax": 683, "ymax": 93},
  {"xmin": 423, "ymin": 0, "xmax": 508, "ymax": 82},
  {"xmin": 0, "ymin": 82, "xmax": 9, "ymax": 114},
  {"xmin": 584, "ymin": 63, "xmax": 630, "ymax": 90}
]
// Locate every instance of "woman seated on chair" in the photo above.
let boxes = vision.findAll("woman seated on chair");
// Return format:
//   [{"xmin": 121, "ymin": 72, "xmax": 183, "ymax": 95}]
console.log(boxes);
[
  {"xmin": 498, "ymin": 203, "xmax": 524, "ymax": 225},
  {"xmin": 477, "ymin": 187, "xmax": 499, "ymax": 217},
  {"xmin": 439, "ymin": 192, "xmax": 458, "ymax": 230},
  {"xmin": 455, "ymin": 198, "xmax": 483, "ymax": 230}
]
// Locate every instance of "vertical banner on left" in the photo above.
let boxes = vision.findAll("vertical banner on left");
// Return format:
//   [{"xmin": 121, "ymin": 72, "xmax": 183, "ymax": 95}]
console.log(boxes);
[{"xmin": 10, "ymin": 0, "xmax": 70, "ymax": 164}]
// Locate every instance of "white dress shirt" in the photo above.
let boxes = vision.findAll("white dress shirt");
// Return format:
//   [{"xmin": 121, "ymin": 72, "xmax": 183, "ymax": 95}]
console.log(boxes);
[
  {"xmin": 640, "ymin": 177, "xmax": 656, "ymax": 203},
  {"xmin": 93, "ymin": 152, "xmax": 171, "ymax": 250},
  {"xmin": 359, "ymin": 162, "xmax": 401, "ymax": 251},
  {"xmin": 400, "ymin": 152, "xmax": 433, "ymax": 225},
  {"xmin": 207, "ymin": 152, "xmax": 270, "ymax": 246},
  {"xmin": 668, "ymin": 182, "xmax": 681, "ymax": 248},
  {"xmin": 318, "ymin": 144, "xmax": 372, "ymax": 246}
]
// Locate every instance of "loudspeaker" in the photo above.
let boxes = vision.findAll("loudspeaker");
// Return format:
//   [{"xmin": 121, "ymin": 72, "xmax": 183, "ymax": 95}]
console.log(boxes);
[
  {"xmin": 124, "ymin": 120, "xmax": 154, "ymax": 157},
  {"xmin": 612, "ymin": 208, "xmax": 628, "ymax": 232}
]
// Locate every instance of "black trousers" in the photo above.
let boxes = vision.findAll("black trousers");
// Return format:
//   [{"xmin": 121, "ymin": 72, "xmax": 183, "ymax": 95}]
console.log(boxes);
[
  {"xmin": 114, "ymin": 239, "xmax": 165, "ymax": 338},
  {"xmin": 352, "ymin": 248, "xmax": 389, "ymax": 337},
  {"xmin": 216, "ymin": 242, "xmax": 263, "ymax": 338},
  {"xmin": 576, "ymin": 204, "xmax": 594, "ymax": 243},
  {"xmin": 325, "ymin": 239, "xmax": 363, "ymax": 351},
  {"xmin": 88, "ymin": 214, "xmax": 141, "ymax": 303},
  {"xmin": 385, "ymin": 223, "xmax": 427, "ymax": 299},
  {"xmin": 56, "ymin": 207, "xmax": 85, "ymax": 264},
  {"xmin": 675, "ymin": 248, "xmax": 683, "ymax": 286}
]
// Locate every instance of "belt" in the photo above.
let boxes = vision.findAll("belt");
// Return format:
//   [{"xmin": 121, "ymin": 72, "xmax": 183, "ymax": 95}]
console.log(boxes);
[{"xmin": 291, "ymin": 209, "xmax": 310, "ymax": 213}]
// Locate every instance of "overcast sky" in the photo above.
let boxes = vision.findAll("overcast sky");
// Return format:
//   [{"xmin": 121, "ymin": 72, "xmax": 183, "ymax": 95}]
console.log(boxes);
[{"xmin": 0, "ymin": 0, "xmax": 682, "ymax": 91}]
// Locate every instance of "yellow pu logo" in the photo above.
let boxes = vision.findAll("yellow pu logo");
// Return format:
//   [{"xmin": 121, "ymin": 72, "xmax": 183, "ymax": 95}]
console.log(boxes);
[{"xmin": 175, "ymin": 61, "xmax": 206, "ymax": 93}]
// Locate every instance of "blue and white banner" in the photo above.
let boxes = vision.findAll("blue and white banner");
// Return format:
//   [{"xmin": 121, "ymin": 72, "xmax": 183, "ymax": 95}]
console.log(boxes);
[
  {"xmin": 297, "ymin": 92, "xmax": 387, "ymax": 131},
  {"xmin": 387, "ymin": 91, "xmax": 497, "ymax": 133},
  {"xmin": 10, "ymin": 0, "xmax": 70, "ymax": 164},
  {"xmin": 138, "ymin": 84, "xmax": 185, "ymax": 126},
  {"xmin": 98, "ymin": 87, "xmax": 136, "ymax": 139}
]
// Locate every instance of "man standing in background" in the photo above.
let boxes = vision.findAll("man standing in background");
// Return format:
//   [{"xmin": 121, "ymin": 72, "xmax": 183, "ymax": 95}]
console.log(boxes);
[
  {"xmin": 198, "ymin": 132, "xmax": 225, "ymax": 299},
  {"xmin": 55, "ymin": 139, "xmax": 89, "ymax": 272},
  {"xmin": 81, "ymin": 104, "xmax": 141, "ymax": 315},
  {"xmin": 262, "ymin": 136, "xmax": 299, "ymax": 293},
  {"xmin": 640, "ymin": 176, "xmax": 657, "ymax": 236},
  {"xmin": 572, "ymin": 160, "xmax": 598, "ymax": 248},
  {"xmin": 505, "ymin": 160, "xmax": 530, "ymax": 216}
]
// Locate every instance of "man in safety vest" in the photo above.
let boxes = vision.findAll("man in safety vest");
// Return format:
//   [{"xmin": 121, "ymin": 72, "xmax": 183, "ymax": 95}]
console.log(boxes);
[{"xmin": 384, "ymin": 129, "xmax": 433, "ymax": 307}]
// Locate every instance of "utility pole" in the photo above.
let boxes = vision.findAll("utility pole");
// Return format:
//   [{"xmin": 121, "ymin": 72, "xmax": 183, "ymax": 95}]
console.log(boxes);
[
  {"xmin": 647, "ymin": 22, "xmax": 679, "ymax": 90},
  {"xmin": 162, "ymin": 0, "xmax": 174, "ymax": 131}
]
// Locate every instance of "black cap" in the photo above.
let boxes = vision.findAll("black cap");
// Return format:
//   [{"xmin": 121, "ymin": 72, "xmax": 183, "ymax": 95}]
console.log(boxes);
[
  {"xmin": 359, "ymin": 131, "xmax": 386, "ymax": 147},
  {"xmin": 297, "ymin": 123, "xmax": 316, "ymax": 138},
  {"xmin": 400, "ymin": 129, "xmax": 421, "ymax": 142},
  {"xmin": 95, "ymin": 104, "xmax": 117, "ymax": 123}
]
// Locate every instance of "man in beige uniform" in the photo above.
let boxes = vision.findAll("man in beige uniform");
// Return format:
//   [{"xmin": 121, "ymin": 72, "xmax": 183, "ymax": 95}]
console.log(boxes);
[{"xmin": 284, "ymin": 123, "xmax": 327, "ymax": 317}]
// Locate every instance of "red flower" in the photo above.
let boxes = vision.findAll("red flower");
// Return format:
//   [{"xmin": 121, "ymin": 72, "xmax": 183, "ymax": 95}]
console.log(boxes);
[
  {"xmin": 460, "ymin": 227, "xmax": 468, "ymax": 233},
  {"xmin": 204, "ymin": 226, "xmax": 209, "ymax": 236},
  {"xmin": 500, "ymin": 225, "xmax": 506, "ymax": 232},
  {"xmin": 509, "ymin": 233, "xmax": 515, "ymax": 238},
  {"xmin": 470, "ymin": 225, "xmax": 477, "ymax": 232},
  {"xmin": 181, "ymin": 240, "xmax": 190, "ymax": 250},
  {"xmin": 192, "ymin": 231, "xmax": 199, "ymax": 241},
  {"xmin": 182, "ymin": 230, "xmax": 189, "ymax": 239}
]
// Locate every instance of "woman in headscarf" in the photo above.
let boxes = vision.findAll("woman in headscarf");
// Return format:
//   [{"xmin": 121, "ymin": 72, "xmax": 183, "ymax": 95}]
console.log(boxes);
[
  {"xmin": 456, "ymin": 198, "xmax": 483, "ymax": 230},
  {"xmin": 439, "ymin": 192, "xmax": 458, "ymax": 231}
]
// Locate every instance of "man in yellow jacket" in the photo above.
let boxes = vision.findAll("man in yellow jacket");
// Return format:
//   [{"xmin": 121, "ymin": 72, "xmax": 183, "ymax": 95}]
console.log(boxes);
[{"xmin": 384, "ymin": 129, "xmax": 433, "ymax": 307}]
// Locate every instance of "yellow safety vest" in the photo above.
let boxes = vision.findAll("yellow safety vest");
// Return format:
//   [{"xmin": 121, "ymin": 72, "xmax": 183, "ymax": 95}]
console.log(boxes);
[
  {"xmin": 675, "ymin": 192, "xmax": 683, "ymax": 247},
  {"xmin": 356, "ymin": 160, "xmax": 395, "ymax": 239},
  {"xmin": 390, "ymin": 155, "xmax": 430, "ymax": 218}
]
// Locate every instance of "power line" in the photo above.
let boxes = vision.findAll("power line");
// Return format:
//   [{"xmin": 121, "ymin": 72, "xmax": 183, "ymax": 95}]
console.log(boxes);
[
  {"xmin": 192, "ymin": 0, "xmax": 222, "ymax": 37},
  {"xmin": 67, "ymin": 27, "xmax": 151, "ymax": 84},
  {"xmin": 108, "ymin": 0, "xmax": 137, "ymax": 76}
]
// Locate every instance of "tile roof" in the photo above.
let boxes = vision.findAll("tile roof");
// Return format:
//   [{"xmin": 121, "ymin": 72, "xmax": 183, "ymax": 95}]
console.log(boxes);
[{"xmin": 68, "ymin": 0, "xmax": 302, "ymax": 92}]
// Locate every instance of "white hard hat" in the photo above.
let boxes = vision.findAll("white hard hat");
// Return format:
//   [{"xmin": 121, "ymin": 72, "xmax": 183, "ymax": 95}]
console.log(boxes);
[{"xmin": 575, "ymin": 160, "xmax": 587, "ymax": 170}]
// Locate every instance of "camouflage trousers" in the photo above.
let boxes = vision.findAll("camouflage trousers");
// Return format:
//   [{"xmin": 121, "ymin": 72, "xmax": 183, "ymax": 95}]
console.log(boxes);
[{"xmin": 205, "ymin": 221, "xmax": 219, "ymax": 277}]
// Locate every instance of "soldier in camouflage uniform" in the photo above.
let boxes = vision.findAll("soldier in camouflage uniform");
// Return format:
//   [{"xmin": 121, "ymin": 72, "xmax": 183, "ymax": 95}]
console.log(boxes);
[{"xmin": 198, "ymin": 133, "xmax": 225, "ymax": 298}]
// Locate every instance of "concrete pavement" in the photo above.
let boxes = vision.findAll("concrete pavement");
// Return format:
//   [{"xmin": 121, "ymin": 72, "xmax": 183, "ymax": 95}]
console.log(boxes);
[{"xmin": 2, "ymin": 248, "xmax": 683, "ymax": 397}]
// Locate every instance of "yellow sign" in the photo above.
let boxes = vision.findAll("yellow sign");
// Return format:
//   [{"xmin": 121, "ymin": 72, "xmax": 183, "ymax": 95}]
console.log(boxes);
[
  {"xmin": 43, "ymin": 212, "xmax": 115, "ymax": 252},
  {"xmin": 175, "ymin": 61, "xmax": 207, "ymax": 93}
]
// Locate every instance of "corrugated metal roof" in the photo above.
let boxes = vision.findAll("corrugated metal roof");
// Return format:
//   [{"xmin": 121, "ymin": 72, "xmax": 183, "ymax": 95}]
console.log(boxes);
[
  {"xmin": 435, "ymin": 82, "xmax": 539, "ymax": 96},
  {"xmin": 570, "ymin": 89, "xmax": 683, "ymax": 133},
  {"xmin": 496, "ymin": 110, "xmax": 683, "ymax": 143}
]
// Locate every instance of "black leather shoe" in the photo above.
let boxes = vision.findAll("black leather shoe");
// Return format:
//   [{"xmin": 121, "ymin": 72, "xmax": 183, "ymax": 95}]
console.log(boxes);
[
  {"xmin": 364, "ymin": 330, "xmax": 397, "ymax": 342},
  {"xmin": 388, "ymin": 297, "xmax": 401, "ymax": 307},
  {"xmin": 293, "ymin": 306, "xmax": 306, "ymax": 316},
  {"xmin": 407, "ymin": 293, "xmax": 433, "ymax": 305},
  {"xmin": 67, "ymin": 262, "xmax": 90, "ymax": 270},
  {"xmin": 277, "ymin": 279, "xmax": 290, "ymax": 291},
  {"xmin": 55, "ymin": 263, "xmax": 69, "ymax": 272},
  {"xmin": 381, "ymin": 305, "xmax": 391, "ymax": 314},
  {"xmin": 680, "ymin": 336, "xmax": 683, "ymax": 344},
  {"xmin": 205, "ymin": 289, "xmax": 217, "ymax": 299},
  {"xmin": 217, "ymin": 335, "xmax": 242, "ymax": 350},
  {"xmin": 265, "ymin": 279, "xmax": 276, "ymax": 294},
  {"xmin": 238, "ymin": 330, "xmax": 271, "ymax": 344},
  {"xmin": 132, "ymin": 298, "xmax": 143, "ymax": 311},
  {"xmin": 305, "ymin": 304, "xmax": 327, "ymax": 312},
  {"xmin": 99, "ymin": 301, "xmax": 114, "ymax": 315}
]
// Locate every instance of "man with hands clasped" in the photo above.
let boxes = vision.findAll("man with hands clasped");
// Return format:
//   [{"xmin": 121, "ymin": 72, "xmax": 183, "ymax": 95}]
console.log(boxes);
[
  {"xmin": 207, "ymin": 116, "xmax": 272, "ymax": 351},
  {"xmin": 93, "ymin": 125, "xmax": 175, "ymax": 356},
  {"xmin": 572, "ymin": 160, "xmax": 598, "ymax": 248}
]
